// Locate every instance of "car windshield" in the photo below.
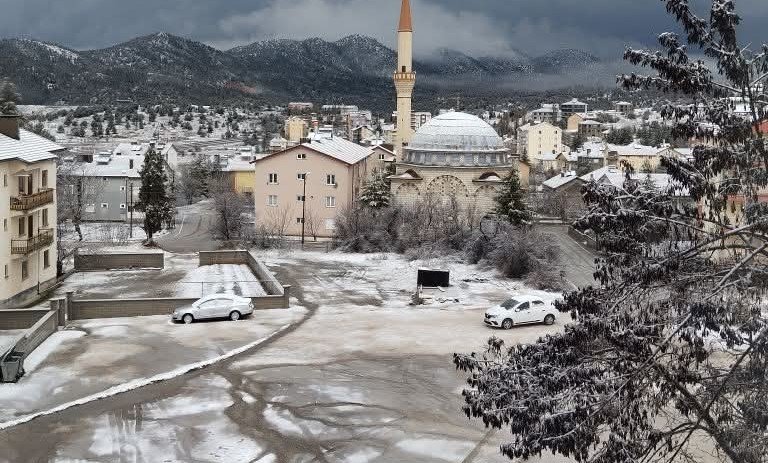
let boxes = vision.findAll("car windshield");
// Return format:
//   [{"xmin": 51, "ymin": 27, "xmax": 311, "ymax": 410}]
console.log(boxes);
[{"xmin": 500, "ymin": 299, "xmax": 520, "ymax": 309}]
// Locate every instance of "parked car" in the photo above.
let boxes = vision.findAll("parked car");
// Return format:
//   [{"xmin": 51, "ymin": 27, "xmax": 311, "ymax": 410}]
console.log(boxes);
[
  {"xmin": 172, "ymin": 294, "xmax": 254, "ymax": 324},
  {"xmin": 484, "ymin": 295, "xmax": 557, "ymax": 329}
]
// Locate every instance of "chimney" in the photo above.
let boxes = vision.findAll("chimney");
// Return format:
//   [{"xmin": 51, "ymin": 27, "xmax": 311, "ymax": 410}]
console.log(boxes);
[{"xmin": 0, "ymin": 114, "xmax": 20, "ymax": 140}]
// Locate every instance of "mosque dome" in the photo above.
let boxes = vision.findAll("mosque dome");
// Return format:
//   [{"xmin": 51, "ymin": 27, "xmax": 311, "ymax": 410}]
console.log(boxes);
[{"xmin": 403, "ymin": 111, "xmax": 510, "ymax": 167}]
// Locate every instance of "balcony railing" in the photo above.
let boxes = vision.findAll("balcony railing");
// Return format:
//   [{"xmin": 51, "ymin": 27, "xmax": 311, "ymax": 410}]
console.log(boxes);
[
  {"xmin": 11, "ymin": 229, "xmax": 54, "ymax": 255},
  {"xmin": 10, "ymin": 189, "xmax": 54, "ymax": 211}
]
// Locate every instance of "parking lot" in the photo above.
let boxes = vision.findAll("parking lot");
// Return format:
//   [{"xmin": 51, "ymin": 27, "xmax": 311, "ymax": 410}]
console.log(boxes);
[{"xmin": 0, "ymin": 250, "xmax": 571, "ymax": 462}]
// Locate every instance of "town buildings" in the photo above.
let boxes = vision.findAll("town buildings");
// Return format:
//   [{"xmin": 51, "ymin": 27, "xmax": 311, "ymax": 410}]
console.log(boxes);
[
  {"xmin": 0, "ymin": 114, "xmax": 62, "ymax": 308},
  {"xmin": 517, "ymin": 121, "xmax": 563, "ymax": 164},
  {"xmin": 251, "ymin": 130, "xmax": 377, "ymax": 238}
]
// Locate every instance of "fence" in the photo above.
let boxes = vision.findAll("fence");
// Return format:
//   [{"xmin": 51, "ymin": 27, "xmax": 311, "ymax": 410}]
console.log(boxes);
[{"xmin": 74, "ymin": 251, "xmax": 164, "ymax": 271}]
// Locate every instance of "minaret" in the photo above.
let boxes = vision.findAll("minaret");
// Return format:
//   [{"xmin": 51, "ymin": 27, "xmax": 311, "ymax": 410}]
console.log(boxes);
[{"xmin": 394, "ymin": 0, "xmax": 415, "ymax": 161}]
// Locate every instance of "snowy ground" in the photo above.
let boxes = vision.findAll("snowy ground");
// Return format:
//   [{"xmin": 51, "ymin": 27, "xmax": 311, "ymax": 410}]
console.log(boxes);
[
  {"xmin": 32, "ymin": 253, "xmax": 269, "ymax": 301},
  {"xmin": 0, "ymin": 249, "xmax": 574, "ymax": 462},
  {"xmin": 0, "ymin": 309, "xmax": 306, "ymax": 424},
  {"xmin": 0, "ymin": 330, "xmax": 25, "ymax": 355}
]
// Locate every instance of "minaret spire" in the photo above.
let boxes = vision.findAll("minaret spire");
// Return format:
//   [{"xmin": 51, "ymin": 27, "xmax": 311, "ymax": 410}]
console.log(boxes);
[
  {"xmin": 398, "ymin": 0, "xmax": 413, "ymax": 32},
  {"xmin": 394, "ymin": 0, "xmax": 415, "ymax": 160}
]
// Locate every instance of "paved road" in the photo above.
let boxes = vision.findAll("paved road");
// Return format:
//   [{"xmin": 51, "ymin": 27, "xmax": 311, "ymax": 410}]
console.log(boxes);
[
  {"xmin": 157, "ymin": 200, "xmax": 222, "ymax": 253},
  {"xmin": 536, "ymin": 224, "xmax": 597, "ymax": 289}
]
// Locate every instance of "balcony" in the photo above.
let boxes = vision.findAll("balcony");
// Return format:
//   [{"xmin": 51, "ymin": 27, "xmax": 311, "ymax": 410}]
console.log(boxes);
[
  {"xmin": 10, "ymin": 189, "xmax": 54, "ymax": 211},
  {"xmin": 11, "ymin": 229, "xmax": 54, "ymax": 255}
]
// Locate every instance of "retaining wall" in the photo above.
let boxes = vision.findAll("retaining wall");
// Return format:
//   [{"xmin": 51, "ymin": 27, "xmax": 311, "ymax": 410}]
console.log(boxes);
[
  {"xmin": 75, "ymin": 252, "xmax": 164, "ymax": 271},
  {"xmin": 0, "ymin": 309, "xmax": 53, "ymax": 330},
  {"xmin": 14, "ymin": 311, "xmax": 58, "ymax": 359},
  {"xmin": 568, "ymin": 226, "xmax": 599, "ymax": 251},
  {"xmin": 69, "ymin": 297, "xmax": 198, "ymax": 320}
]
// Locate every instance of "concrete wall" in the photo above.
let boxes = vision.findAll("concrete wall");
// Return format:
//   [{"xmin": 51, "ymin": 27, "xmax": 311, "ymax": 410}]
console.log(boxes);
[
  {"xmin": 199, "ymin": 250, "xmax": 290, "ymax": 301},
  {"xmin": 70, "ymin": 297, "xmax": 198, "ymax": 320},
  {"xmin": 568, "ymin": 226, "xmax": 599, "ymax": 251},
  {"xmin": 0, "ymin": 308, "xmax": 52, "ymax": 329},
  {"xmin": 75, "ymin": 252, "xmax": 164, "ymax": 271},
  {"xmin": 14, "ymin": 310, "xmax": 58, "ymax": 359}
]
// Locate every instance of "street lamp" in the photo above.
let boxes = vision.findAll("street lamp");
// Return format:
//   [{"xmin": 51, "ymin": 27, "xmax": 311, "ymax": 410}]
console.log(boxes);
[{"xmin": 301, "ymin": 172, "xmax": 311, "ymax": 246}]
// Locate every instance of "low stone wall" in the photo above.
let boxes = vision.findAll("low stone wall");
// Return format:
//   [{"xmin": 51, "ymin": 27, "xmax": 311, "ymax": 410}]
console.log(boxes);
[
  {"xmin": 14, "ymin": 311, "xmax": 58, "ymax": 359},
  {"xmin": 75, "ymin": 252, "xmax": 164, "ymax": 271},
  {"xmin": 568, "ymin": 226, "xmax": 599, "ymax": 251},
  {"xmin": 0, "ymin": 309, "xmax": 53, "ymax": 330},
  {"xmin": 69, "ymin": 298, "xmax": 198, "ymax": 320}
]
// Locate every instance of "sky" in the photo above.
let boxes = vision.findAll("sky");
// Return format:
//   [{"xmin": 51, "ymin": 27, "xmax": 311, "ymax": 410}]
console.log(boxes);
[{"xmin": 2, "ymin": 0, "xmax": 767, "ymax": 60}]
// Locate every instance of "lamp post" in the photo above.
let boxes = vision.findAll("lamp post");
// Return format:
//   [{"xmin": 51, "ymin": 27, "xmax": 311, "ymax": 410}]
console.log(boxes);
[{"xmin": 301, "ymin": 172, "xmax": 310, "ymax": 246}]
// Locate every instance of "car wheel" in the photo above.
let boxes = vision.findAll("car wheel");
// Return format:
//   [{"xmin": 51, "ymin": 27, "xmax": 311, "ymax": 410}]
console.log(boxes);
[
  {"xmin": 501, "ymin": 318, "xmax": 514, "ymax": 330},
  {"xmin": 229, "ymin": 311, "xmax": 241, "ymax": 321},
  {"xmin": 544, "ymin": 314, "xmax": 555, "ymax": 325},
  {"xmin": 182, "ymin": 314, "xmax": 194, "ymax": 324}
]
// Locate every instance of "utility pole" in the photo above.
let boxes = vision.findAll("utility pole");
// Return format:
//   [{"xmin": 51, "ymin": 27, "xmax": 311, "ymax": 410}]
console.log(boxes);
[
  {"xmin": 129, "ymin": 183, "xmax": 134, "ymax": 238},
  {"xmin": 301, "ymin": 173, "xmax": 308, "ymax": 246}
]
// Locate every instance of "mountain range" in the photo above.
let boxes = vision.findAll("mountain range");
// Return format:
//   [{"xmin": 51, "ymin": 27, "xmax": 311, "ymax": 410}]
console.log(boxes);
[{"xmin": 0, "ymin": 32, "xmax": 601, "ymax": 109}]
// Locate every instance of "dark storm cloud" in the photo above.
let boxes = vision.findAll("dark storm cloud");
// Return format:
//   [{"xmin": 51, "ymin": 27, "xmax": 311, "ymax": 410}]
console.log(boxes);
[{"xmin": 1, "ymin": 0, "xmax": 766, "ymax": 58}]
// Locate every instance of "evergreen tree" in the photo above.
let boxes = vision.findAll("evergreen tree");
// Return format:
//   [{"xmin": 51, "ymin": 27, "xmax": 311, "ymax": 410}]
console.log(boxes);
[
  {"xmin": 136, "ymin": 147, "xmax": 173, "ymax": 244},
  {"xmin": 359, "ymin": 173, "xmax": 391, "ymax": 208},
  {"xmin": 493, "ymin": 169, "xmax": 530, "ymax": 225},
  {"xmin": 0, "ymin": 79, "xmax": 20, "ymax": 115}
]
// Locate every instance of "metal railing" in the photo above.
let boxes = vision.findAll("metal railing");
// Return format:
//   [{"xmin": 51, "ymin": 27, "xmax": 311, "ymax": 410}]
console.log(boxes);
[
  {"xmin": 10, "ymin": 189, "xmax": 54, "ymax": 211},
  {"xmin": 11, "ymin": 229, "xmax": 54, "ymax": 255}
]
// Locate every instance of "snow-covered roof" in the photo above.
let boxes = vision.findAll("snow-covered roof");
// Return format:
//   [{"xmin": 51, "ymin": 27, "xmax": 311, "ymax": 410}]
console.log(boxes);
[
  {"xmin": 542, "ymin": 171, "xmax": 581, "ymax": 190},
  {"xmin": 258, "ymin": 135, "xmax": 373, "ymax": 165},
  {"xmin": 69, "ymin": 154, "xmax": 141, "ymax": 178},
  {"xmin": 519, "ymin": 121, "xmax": 557, "ymax": 132},
  {"xmin": 408, "ymin": 112, "xmax": 507, "ymax": 153},
  {"xmin": 579, "ymin": 120, "xmax": 602, "ymax": 126},
  {"xmin": 606, "ymin": 143, "xmax": 658, "ymax": 156},
  {"xmin": 562, "ymin": 98, "xmax": 587, "ymax": 106},
  {"xmin": 0, "ymin": 129, "xmax": 64, "ymax": 163},
  {"xmin": 113, "ymin": 142, "xmax": 150, "ymax": 157}
]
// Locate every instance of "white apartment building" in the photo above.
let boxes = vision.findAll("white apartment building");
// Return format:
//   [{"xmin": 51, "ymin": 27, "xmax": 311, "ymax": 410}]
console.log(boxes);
[
  {"xmin": 0, "ymin": 115, "xmax": 64, "ymax": 308},
  {"xmin": 517, "ymin": 121, "xmax": 563, "ymax": 164}
]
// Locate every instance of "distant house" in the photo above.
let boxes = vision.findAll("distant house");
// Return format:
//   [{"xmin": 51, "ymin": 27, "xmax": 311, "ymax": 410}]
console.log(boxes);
[
  {"xmin": 517, "ymin": 121, "xmax": 563, "ymax": 165},
  {"xmin": 560, "ymin": 98, "xmax": 589, "ymax": 117},
  {"xmin": 578, "ymin": 120, "xmax": 604, "ymax": 139},
  {"xmin": 252, "ymin": 131, "xmax": 377, "ymax": 238},
  {"xmin": 613, "ymin": 101, "xmax": 633, "ymax": 115},
  {"xmin": 567, "ymin": 113, "xmax": 584, "ymax": 132},
  {"xmin": 65, "ymin": 152, "xmax": 141, "ymax": 222}
]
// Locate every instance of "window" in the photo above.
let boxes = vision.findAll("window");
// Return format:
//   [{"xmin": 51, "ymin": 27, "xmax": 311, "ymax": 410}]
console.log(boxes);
[
  {"xmin": 21, "ymin": 261, "xmax": 28, "ymax": 280},
  {"xmin": 18, "ymin": 176, "xmax": 25, "ymax": 195},
  {"xmin": 325, "ymin": 196, "xmax": 336, "ymax": 208},
  {"xmin": 296, "ymin": 217, "xmax": 304, "ymax": 224},
  {"xmin": 101, "ymin": 203, "xmax": 109, "ymax": 209},
  {"xmin": 296, "ymin": 153, "xmax": 307, "ymax": 160},
  {"xmin": 378, "ymin": 153, "xmax": 385, "ymax": 161},
  {"xmin": 296, "ymin": 195, "xmax": 305, "ymax": 202},
  {"xmin": 119, "ymin": 204, "xmax": 127, "ymax": 209},
  {"xmin": 42, "ymin": 170, "xmax": 48, "ymax": 188},
  {"xmin": 297, "ymin": 173, "xmax": 307, "ymax": 180},
  {"xmin": 268, "ymin": 173, "xmax": 278, "ymax": 184},
  {"xmin": 532, "ymin": 300, "xmax": 545, "ymax": 306},
  {"xmin": 3, "ymin": 264, "xmax": 7, "ymax": 279},
  {"xmin": 326, "ymin": 174, "xmax": 336, "ymax": 185},
  {"xmin": 267, "ymin": 195, "xmax": 278, "ymax": 207},
  {"xmin": 43, "ymin": 250, "xmax": 50, "ymax": 269},
  {"xmin": 516, "ymin": 302, "xmax": 530, "ymax": 311},
  {"xmin": 3, "ymin": 174, "xmax": 6, "ymax": 187},
  {"xmin": 42, "ymin": 208, "xmax": 48, "ymax": 227},
  {"xmin": 18, "ymin": 218, "xmax": 25, "ymax": 236},
  {"xmin": 85, "ymin": 204, "xmax": 95, "ymax": 213},
  {"xmin": 3, "ymin": 218, "xmax": 6, "ymax": 232}
]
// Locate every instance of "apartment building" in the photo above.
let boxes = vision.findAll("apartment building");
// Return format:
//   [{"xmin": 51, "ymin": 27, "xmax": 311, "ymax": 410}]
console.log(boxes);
[
  {"xmin": 0, "ymin": 114, "xmax": 63, "ymax": 308},
  {"xmin": 252, "ymin": 131, "xmax": 375, "ymax": 238},
  {"xmin": 517, "ymin": 121, "xmax": 563, "ymax": 164}
]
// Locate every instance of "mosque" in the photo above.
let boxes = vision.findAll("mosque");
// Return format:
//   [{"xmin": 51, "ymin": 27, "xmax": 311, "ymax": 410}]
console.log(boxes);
[{"xmin": 389, "ymin": 0, "xmax": 521, "ymax": 213}]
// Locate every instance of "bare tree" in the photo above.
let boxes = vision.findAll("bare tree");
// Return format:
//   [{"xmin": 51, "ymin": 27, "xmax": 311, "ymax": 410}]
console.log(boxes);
[{"xmin": 209, "ymin": 176, "xmax": 250, "ymax": 241}]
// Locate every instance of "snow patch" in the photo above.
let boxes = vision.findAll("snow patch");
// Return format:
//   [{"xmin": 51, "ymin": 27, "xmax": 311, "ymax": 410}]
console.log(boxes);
[
  {"xmin": 396, "ymin": 437, "xmax": 475, "ymax": 461},
  {"xmin": 0, "ymin": 323, "xmax": 293, "ymax": 431},
  {"xmin": 24, "ymin": 330, "xmax": 86, "ymax": 372}
]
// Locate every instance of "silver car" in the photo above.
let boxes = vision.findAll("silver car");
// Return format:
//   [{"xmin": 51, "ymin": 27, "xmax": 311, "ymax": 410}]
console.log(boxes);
[{"xmin": 172, "ymin": 294, "xmax": 254, "ymax": 324}]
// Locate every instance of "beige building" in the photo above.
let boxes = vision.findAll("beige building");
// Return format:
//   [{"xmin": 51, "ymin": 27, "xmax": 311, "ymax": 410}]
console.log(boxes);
[
  {"xmin": 0, "ymin": 115, "xmax": 62, "ymax": 309},
  {"xmin": 578, "ymin": 120, "xmax": 604, "ymax": 138},
  {"xmin": 566, "ymin": 113, "xmax": 584, "ymax": 131},
  {"xmin": 605, "ymin": 143, "xmax": 663, "ymax": 172},
  {"xmin": 517, "ymin": 121, "xmax": 563, "ymax": 164},
  {"xmin": 390, "ymin": 112, "xmax": 519, "ymax": 214},
  {"xmin": 252, "ymin": 132, "xmax": 375, "ymax": 238},
  {"xmin": 284, "ymin": 117, "xmax": 309, "ymax": 143}
]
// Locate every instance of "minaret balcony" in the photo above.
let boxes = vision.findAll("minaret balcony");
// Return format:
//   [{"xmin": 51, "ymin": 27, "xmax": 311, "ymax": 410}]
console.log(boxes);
[{"xmin": 393, "ymin": 71, "xmax": 416, "ymax": 81}]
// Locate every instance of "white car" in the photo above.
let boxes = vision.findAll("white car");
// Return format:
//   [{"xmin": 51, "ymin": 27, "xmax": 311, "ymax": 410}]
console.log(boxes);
[
  {"xmin": 172, "ymin": 294, "xmax": 254, "ymax": 324},
  {"xmin": 484, "ymin": 295, "xmax": 557, "ymax": 329}
]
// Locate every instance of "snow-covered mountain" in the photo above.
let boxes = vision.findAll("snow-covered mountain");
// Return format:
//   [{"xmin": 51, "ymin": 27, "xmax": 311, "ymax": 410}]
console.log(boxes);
[{"xmin": 0, "ymin": 33, "xmax": 602, "ymax": 106}]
